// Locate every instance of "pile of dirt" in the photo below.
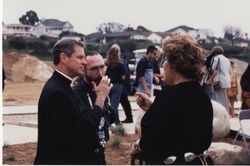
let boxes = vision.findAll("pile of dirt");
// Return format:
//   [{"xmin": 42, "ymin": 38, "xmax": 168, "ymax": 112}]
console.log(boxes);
[
  {"xmin": 3, "ymin": 52, "xmax": 53, "ymax": 82},
  {"xmin": 230, "ymin": 58, "xmax": 248, "ymax": 75}
]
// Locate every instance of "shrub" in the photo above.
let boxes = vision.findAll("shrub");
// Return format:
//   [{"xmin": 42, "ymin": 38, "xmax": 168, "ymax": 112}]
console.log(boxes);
[
  {"xmin": 111, "ymin": 136, "xmax": 122, "ymax": 148},
  {"xmin": 31, "ymin": 49, "xmax": 52, "ymax": 57},
  {"xmin": 27, "ymin": 39, "xmax": 47, "ymax": 50},
  {"xmin": 110, "ymin": 124, "xmax": 125, "ymax": 136},
  {"xmin": 6, "ymin": 154, "xmax": 15, "ymax": 161},
  {"xmin": 8, "ymin": 37, "xmax": 27, "ymax": 50}
]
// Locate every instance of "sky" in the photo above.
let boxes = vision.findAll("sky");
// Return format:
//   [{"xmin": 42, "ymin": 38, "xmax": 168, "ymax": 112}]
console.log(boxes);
[{"xmin": 2, "ymin": 0, "xmax": 250, "ymax": 37}]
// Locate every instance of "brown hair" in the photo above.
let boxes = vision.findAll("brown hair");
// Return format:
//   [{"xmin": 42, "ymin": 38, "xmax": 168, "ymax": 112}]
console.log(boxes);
[
  {"xmin": 105, "ymin": 44, "xmax": 122, "ymax": 68},
  {"xmin": 209, "ymin": 45, "xmax": 224, "ymax": 57},
  {"xmin": 162, "ymin": 35, "xmax": 205, "ymax": 80},
  {"xmin": 52, "ymin": 39, "xmax": 84, "ymax": 65}
]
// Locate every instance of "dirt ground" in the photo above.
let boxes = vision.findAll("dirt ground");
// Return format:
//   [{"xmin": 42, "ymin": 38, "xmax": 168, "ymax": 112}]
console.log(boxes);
[{"xmin": 2, "ymin": 134, "xmax": 138, "ymax": 165}]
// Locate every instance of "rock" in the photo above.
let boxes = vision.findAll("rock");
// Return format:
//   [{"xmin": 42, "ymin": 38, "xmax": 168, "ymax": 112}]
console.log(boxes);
[
  {"xmin": 211, "ymin": 100, "xmax": 231, "ymax": 140},
  {"xmin": 208, "ymin": 142, "xmax": 250, "ymax": 165}
]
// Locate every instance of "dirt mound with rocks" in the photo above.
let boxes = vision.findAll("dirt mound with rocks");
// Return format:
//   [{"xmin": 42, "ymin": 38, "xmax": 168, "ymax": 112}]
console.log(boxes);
[{"xmin": 3, "ymin": 52, "xmax": 53, "ymax": 82}]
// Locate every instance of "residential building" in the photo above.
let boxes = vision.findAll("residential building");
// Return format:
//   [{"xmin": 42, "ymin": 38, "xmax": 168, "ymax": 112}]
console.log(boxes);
[
  {"xmin": 165, "ymin": 25, "xmax": 210, "ymax": 40},
  {"xmin": 147, "ymin": 32, "xmax": 173, "ymax": 44},
  {"xmin": 147, "ymin": 33, "xmax": 162, "ymax": 44},
  {"xmin": 2, "ymin": 23, "xmax": 34, "ymax": 39},
  {"xmin": 235, "ymin": 38, "xmax": 249, "ymax": 47},
  {"xmin": 86, "ymin": 31, "xmax": 147, "ymax": 44},
  {"xmin": 85, "ymin": 32, "xmax": 105, "ymax": 43},
  {"xmin": 105, "ymin": 31, "xmax": 146, "ymax": 43},
  {"xmin": 34, "ymin": 19, "xmax": 73, "ymax": 38}
]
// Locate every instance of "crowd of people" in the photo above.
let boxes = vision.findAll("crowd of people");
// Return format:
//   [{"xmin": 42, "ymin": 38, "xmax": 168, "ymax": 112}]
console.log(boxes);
[{"xmin": 33, "ymin": 35, "xmax": 250, "ymax": 165}]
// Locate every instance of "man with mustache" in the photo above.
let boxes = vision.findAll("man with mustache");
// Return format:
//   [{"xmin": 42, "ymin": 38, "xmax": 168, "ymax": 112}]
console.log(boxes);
[{"xmin": 73, "ymin": 51, "xmax": 113, "ymax": 164}]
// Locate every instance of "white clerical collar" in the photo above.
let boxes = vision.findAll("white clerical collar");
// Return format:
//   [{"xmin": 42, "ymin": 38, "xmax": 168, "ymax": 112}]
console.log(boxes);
[{"xmin": 55, "ymin": 69, "xmax": 73, "ymax": 82}]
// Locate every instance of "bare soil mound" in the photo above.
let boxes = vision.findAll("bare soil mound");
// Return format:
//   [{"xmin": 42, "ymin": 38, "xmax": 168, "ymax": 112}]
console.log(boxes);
[
  {"xmin": 230, "ymin": 58, "xmax": 248, "ymax": 75},
  {"xmin": 3, "ymin": 52, "xmax": 53, "ymax": 82}
]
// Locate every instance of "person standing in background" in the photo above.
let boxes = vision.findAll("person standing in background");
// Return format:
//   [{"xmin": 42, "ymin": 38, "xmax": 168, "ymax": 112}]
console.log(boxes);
[
  {"xmin": 134, "ymin": 46, "xmax": 157, "ymax": 97},
  {"xmin": 120, "ymin": 53, "xmax": 133, "ymax": 123},
  {"xmin": 212, "ymin": 46, "xmax": 231, "ymax": 114},
  {"xmin": 240, "ymin": 63, "xmax": 250, "ymax": 109},
  {"xmin": 202, "ymin": 49, "xmax": 218, "ymax": 100},
  {"xmin": 152, "ymin": 46, "xmax": 163, "ymax": 87},
  {"xmin": 227, "ymin": 60, "xmax": 238, "ymax": 116},
  {"xmin": 106, "ymin": 44, "xmax": 126, "ymax": 126}
]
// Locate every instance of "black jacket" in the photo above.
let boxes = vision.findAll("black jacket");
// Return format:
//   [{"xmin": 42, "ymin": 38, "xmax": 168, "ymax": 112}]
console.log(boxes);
[
  {"xmin": 140, "ymin": 81, "xmax": 213, "ymax": 164},
  {"xmin": 34, "ymin": 71, "xmax": 104, "ymax": 165},
  {"xmin": 72, "ymin": 77, "xmax": 113, "ymax": 142},
  {"xmin": 240, "ymin": 64, "xmax": 250, "ymax": 91}
]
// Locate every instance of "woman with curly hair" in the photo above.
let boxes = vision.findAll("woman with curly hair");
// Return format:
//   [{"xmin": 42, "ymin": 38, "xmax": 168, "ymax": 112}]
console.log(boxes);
[{"xmin": 131, "ymin": 35, "xmax": 213, "ymax": 165}]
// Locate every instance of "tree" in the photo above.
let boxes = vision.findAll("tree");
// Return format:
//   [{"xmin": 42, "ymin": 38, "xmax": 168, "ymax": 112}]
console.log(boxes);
[
  {"xmin": 97, "ymin": 22, "xmax": 126, "ymax": 33},
  {"xmin": 223, "ymin": 25, "xmax": 243, "ymax": 46},
  {"xmin": 244, "ymin": 33, "xmax": 248, "ymax": 40},
  {"xmin": 124, "ymin": 27, "xmax": 135, "ymax": 32},
  {"xmin": 135, "ymin": 25, "xmax": 152, "ymax": 36},
  {"xmin": 19, "ymin": 10, "xmax": 39, "ymax": 25}
]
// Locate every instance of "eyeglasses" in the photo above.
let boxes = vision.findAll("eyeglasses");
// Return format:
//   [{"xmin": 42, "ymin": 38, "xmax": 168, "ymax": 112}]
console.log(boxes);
[{"xmin": 87, "ymin": 65, "xmax": 106, "ymax": 72}]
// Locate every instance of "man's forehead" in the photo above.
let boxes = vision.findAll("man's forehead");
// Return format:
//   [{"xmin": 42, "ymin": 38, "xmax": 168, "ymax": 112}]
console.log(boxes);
[{"xmin": 86, "ymin": 55, "xmax": 104, "ymax": 66}]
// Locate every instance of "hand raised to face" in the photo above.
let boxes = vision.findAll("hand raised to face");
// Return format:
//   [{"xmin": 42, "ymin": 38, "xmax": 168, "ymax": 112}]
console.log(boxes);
[{"xmin": 92, "ymin": 76, "xmax": 113, "ymax": 109}]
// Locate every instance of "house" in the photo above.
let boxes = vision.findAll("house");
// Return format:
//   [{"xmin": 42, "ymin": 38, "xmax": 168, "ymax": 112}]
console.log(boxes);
[
  {"xmin": 86, "ymin": 31, "xmax": 147, "ymax": 44},
  {"xmin": 235, "ymin": 38, "xmax": 249, "ymax": 47},
  {"xmin": 34, "ymin": 19, "xmax": 73, "ymax": 38},
  {"xmin": 105, "ymin": 31, "xmax": 146, "ymax": 43},
  {"xmin": 61, "ymin": 35, "xmax": 82, "ymax": 41},
  {"xmin": 2, "ymin": 23, "xmax": 34, "ymax": 39},
  {"xmin": 147, "ymin": 33, "xmax": 162, "ymax": 44},
  {"xmin": 198, "ymin": 36, "xmax": 219, "ymax": 44},
  {"xmin": 60, "ymin": 31, "xmax": 85, "ymax": 41},
  {"xmin": 85, "ymin": 32, "xmax": 105, "ymax": 43},
  {"xmin": 165, "ymin": 25, "xmax": 209, "ymax": 40},
  {"xmin": 147, "ymin": 32, "xmax": 173, "ymax": 44}
]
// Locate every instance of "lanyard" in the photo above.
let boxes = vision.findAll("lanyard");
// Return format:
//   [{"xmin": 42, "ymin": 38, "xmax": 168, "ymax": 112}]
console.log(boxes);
[
  {"xmin": 86, "ymin": 92, "xmax": 107, "ymax": 147},
  {"xmin": 87, "ymin": 93, "xmax": 93, "ymax": 109}
]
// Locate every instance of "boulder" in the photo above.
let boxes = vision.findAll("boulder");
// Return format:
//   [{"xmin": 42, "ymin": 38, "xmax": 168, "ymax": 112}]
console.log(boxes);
[
  {"xmin": 211, "ymin": 100, "xmax": 231, "ymax": 140},
  {"xmin": 208, "ymin": 142, "xmax": 250, "ymax": 165}
]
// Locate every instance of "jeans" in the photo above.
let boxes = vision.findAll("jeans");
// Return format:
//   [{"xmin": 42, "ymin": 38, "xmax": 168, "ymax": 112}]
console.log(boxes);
[{"xmin": 110, "ymin": 83, "xmax": 123, "ymax": 125}]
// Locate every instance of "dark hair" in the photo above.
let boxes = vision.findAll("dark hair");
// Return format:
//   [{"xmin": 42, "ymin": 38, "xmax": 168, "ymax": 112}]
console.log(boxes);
[
  {"xmin": 52, "ymin": 39, "xmax": 84, "ymax": 65},
  {"xmin": 163, "ymin": 35, "xmax": 205, "ymax": 81},
  {"xmin": 146, "ymin": 45, "xmax": 157, "ymax": 54},
  {"xmin": 86, "ymin": 51, "xmax": 100, "ymax": 57}
]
